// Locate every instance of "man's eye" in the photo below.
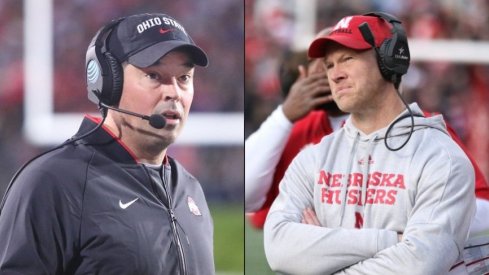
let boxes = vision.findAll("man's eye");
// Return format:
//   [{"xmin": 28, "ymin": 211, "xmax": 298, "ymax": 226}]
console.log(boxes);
[
  {"xmin": 179, "ymin": 75, "xmax": 191, "ymax": 83},
  {"xmin": 146, "ymin": 73, "xmax": 160, "ymax": 80}
]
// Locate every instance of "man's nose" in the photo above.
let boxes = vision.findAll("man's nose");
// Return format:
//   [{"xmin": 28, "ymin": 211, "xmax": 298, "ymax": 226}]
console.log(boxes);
[
  {"xmin": 161, "ymin": 79, "xmax": 181, "ymax": 101},
  {"xmin": 329, "ymin": 64, "xmax": 346, "ymax": 83}
]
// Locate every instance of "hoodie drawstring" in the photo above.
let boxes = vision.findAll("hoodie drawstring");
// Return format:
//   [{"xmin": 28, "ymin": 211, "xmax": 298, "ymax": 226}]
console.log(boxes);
[
  {"xmin": 339, "ymin": 131, "xmax": 360, "ymax": 226},
  {"xmin": 361, "ymin": 134, "xmax": 378, "ymax": 208}
]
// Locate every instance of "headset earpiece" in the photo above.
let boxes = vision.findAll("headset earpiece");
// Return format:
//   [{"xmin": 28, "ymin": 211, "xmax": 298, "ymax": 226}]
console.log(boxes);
[
  {"xmin": 361, "ymin": 12, "xmax": 410, "ymax": 87},
  {"xmin": 376, "ymin": 42, "xmax": 394, "ymax": 82},
  {"xmin": 103, "ymin": 51, "xmax": 123, "ymax": 105},
  {"xmin": 85, "ymin": 18, "xmax": 125, "ymax": 107}
]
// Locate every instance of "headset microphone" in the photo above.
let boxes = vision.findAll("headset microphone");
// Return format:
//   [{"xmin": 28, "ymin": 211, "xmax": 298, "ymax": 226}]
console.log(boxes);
[
  {"xmin": 359, "ymin": 23, "xmax": 376, "ymax": 48},
  {"xmin": 99, "ymin": 102, "xmax": 167, "ymax": 129},
  {"xmin": 148, "ymin": 114, "xmax": 166, "ymax": 129}
]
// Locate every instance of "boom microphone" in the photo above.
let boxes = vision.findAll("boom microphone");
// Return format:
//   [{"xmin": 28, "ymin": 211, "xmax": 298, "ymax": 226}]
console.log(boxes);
[
  {"xmin": 358, "ymin": 22, "xmax": 376, "ymax": 48},
  {"xmin": 147, "ymin": 114, "xmax": 166, "ymax": 129},
  {"xmin": 100, "ymin": 102, "xmax": 167, "ymax": 129}
]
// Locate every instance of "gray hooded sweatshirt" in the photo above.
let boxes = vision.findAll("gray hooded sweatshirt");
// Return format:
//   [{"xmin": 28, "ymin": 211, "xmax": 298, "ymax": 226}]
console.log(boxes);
[{"xmin": 264, "ymin": 103, "xmax": 476, "ymax": 275}]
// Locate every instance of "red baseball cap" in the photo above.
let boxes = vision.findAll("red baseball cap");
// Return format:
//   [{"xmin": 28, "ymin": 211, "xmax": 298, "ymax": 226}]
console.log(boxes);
[{"xmin": 308, "ymin": 15, "xmax": 393, "ymax": 58}]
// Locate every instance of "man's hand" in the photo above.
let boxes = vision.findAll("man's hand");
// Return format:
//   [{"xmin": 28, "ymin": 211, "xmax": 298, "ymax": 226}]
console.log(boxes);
[
  {"xmin": 301, "ymin": 207, "xmax": 321, "ymax": 226},
  {"xmin": 282, "ymin": 65, "xmax": 333, "ymax": 122}
]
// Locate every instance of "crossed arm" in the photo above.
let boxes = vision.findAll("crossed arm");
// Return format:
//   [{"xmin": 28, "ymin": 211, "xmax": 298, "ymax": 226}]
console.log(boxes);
[
  {"xmin": 302, "ymin": 208, "xmax": 403, "ymax": 242},
  {"xmin": 264, "ymin": 146, "xmax": 475, "ymax": 275}
]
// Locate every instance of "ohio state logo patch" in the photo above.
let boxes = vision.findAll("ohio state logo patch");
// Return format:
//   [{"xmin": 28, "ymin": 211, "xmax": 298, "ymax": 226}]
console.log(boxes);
[{"xmin": 187, "ymin": 196, "xmax": 202, "ymax": 216}]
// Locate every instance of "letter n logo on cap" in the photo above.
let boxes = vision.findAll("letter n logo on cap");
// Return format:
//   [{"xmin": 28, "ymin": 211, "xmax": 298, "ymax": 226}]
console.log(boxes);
[{"xmin": 334, "ymin": 16, "xmax": 353, "ymax": 31}]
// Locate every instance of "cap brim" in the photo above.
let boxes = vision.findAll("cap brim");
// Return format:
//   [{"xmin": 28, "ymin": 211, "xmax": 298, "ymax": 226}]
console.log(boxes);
[
  {"xmin": 308, "ymin": 36, "xmax": 372, "ymax": 58},
  {"xmin": 128, "ymin": 40, "xmax": 209, "ymax": 68}
]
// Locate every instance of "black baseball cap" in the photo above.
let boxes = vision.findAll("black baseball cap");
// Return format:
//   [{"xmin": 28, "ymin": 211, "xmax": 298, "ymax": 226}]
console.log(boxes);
[{"xmin": 108, "ymin": 13, "xmax": 208, "ymax": 67}]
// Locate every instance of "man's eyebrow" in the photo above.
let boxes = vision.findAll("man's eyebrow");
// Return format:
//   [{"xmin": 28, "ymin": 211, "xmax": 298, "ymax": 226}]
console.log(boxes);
[{"xmin": 183, "ymin": 61, "xmax": 195, "ymax": 68}]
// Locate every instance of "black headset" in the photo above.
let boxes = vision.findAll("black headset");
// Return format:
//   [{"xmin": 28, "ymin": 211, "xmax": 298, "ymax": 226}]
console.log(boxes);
[
  {"xmin": 358, "ymin": 12, "xmax": 410, "ymax": 88},
  {"xmin": 358, "ymin": 12, "xmax": 415, "ymax": 151},
  {"xmin": 86, "ymin": 17, "xmax": 125, "ymax": 106}
]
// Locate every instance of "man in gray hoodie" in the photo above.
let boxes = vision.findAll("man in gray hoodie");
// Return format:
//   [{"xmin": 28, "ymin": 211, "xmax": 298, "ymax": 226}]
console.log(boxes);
[{"xmin": 264, "ymin": 12, "xmax": 475, "ymax": 275}]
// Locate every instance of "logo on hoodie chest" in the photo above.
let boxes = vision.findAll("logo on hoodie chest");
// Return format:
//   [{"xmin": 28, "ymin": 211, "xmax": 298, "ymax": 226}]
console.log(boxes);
[
  {"xmin": 358, "ymin": 155, "xmax": 374, "ymax": 165},
  {"xmin": 316, "ymin": 170, "xmax": 406, "ymax": 205}
]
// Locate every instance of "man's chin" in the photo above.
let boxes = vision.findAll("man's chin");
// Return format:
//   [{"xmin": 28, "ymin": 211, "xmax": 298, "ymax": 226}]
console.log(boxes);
[
  {"xmin": 144, "ymin": 132, "xmax": 176, "ymax": 150},
  {"xmin": 138, "ymin": 125, "xmax": 177, "ymax": 141}
]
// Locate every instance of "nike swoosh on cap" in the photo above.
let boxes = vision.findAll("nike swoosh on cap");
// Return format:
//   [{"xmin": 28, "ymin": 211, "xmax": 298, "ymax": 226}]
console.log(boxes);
[
  {"xmin": 119, "ymin": 198, "xmax": 139, "ymax": 209},
  {"xmin": 159, "ymin": 28, "xmax": 172, "ymax": 35}
]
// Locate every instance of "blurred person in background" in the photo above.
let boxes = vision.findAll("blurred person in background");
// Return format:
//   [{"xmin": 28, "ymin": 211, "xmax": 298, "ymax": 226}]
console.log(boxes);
[
  {"xmin": 264, "ymin": 12, "xmax": 475, "ymax": 274},
  {"xmin": 245, "ymin": 27, "xmax": 349, "ymax": 227},
  {"xmin": 0, "ymin": 13, "xmax": 214, "ymax": 274}
]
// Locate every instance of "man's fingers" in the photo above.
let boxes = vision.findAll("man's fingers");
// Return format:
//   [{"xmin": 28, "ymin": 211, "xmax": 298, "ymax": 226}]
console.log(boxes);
[
  {"xmin": 284, "ymin": 72, "xmax": 332, "ymax": 121},
  {"xmin": 295, "ymin": 79, "xmax": 330, "ymax": 98},
  {"xmin": 302, "ymin": 209, "xmax": 311, "ymax": 224},
  {"xmin": 311, "ymin": 95, "xmax": 335, "ymax": 108},
  {"xmin": 305, "ymin": 75, "xmax": 330, "ymax": 93},
  {"xmin": 302, "ymin": 208, "xmax": 321, "ymax": 226},
  {"xmin": 299, "ymin": 72, "xmax": 327, "ymax": 86},
  {"xmin": 307, "ymin": 208, "xmax": 321, "ymax": 225},
  {"xmin": 298, "ymin": 65, "xmax": 307, "ymax": 80}
]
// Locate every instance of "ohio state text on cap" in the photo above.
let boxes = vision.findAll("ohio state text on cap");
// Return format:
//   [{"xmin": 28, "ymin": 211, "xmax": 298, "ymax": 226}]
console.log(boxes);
[{"xmin": 108, "ymin": 13, "xmax": 208, "ymax": 67}]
